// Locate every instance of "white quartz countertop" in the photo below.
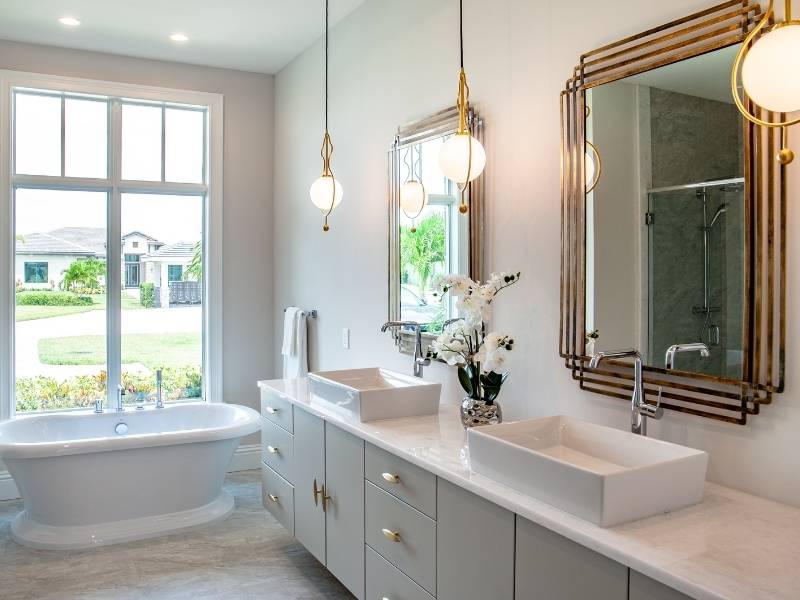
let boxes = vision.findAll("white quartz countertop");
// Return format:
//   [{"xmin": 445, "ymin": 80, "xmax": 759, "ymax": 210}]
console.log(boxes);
[{"xmin": 257, "ymin": 378, "xmax": 800, "ymax": 600}]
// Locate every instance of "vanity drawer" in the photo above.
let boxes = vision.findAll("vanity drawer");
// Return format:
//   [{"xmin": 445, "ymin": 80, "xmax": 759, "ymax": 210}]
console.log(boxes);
[
  {"xmin": 260, "ymin": 386, "xmax": 294, "ymax": 433},
  {"xmin": 366, "ymin": 443, "xmax": 437, "ymax": 519},
  {"xmin": 366, "ymin": 545, "xmax": 434, "ymax": 600},
  {"xmin": 261, "ymin": 462, "xmax": 294, "ymax": 536},
  {"xmin": 261, "ymin": 417, "xmax": 294, "ymax": 482},
  {"xmin": 365, "ymin": 481, "xmax": 437, "ymax": 596}
]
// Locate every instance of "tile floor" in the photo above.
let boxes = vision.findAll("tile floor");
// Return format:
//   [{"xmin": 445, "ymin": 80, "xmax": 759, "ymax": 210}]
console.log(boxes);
[{"xmin": 0, "ymin": 470, "xmax": 353, "ymax": 599}]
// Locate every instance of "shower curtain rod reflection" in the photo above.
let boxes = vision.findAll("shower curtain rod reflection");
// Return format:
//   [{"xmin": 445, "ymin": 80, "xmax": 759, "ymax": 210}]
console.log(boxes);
[{"xmin": 647, "ymin": 177, "xmax": 744, "ymax": 194}]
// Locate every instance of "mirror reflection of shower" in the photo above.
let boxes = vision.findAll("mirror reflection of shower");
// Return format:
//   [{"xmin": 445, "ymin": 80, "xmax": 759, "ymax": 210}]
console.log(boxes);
[{"xmin": 647, "ymin": 177, "xmax": 745, "ymax": 378}]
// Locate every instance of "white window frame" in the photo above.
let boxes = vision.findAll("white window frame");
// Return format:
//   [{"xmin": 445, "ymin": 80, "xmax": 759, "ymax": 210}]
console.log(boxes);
[{"xmin": 0, "ymin": 70, "xmax": 224, "ymax": 419}]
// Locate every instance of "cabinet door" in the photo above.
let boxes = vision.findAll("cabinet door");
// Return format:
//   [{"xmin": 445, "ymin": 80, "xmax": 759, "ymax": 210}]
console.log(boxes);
[
  {"xmin": 437, "ymin": 478, "xmax": 515, "ymax": 600},
  {"xmin": 630, "ymin": 571, "xmax": 693, "ymax": 600},
  {"xmin": 515, "ymin": 516, "xmax": 627, "ymax": 600},
  {"xmin": 325, "ymin": 423, "xmax": 365, "ymax": 600},
  {"xmin": 293, "ymin": 408, "xmax": 326, "ymax": 564}
]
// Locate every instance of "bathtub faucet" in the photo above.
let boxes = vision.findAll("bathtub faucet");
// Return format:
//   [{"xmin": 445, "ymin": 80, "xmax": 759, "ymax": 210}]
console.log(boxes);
[
  {"xmin": 155, "ymin": 369, "xmax": 164, "ymax": 409},
  {"xmin": 116, "ymin": 385, "xmax": 126, "ymax": 412},
  {"xmin": 94, "ymin": 399, "xmax": 104, "ymax": 414}
]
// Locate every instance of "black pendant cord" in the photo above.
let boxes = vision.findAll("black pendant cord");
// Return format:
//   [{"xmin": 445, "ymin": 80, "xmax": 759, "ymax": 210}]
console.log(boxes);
[
  {"xmin": 459, "ymin": 0, "xmax": 464, "ymax": 69},
  {"xmin": 325, "ymin": 0, "xmax": 329, "ymax": 132}
]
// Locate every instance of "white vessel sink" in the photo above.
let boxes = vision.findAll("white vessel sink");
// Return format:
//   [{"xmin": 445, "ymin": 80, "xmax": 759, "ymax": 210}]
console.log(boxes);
[
  {"xmin": 307, "ymin": 368, "xmax": 441, "ymax": 422},
  {"xmin": 468, "ymin": 415, "xmax": 708, "ymax": 526}
]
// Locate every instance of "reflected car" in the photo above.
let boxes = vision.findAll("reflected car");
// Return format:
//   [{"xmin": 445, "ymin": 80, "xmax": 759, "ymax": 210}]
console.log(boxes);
[{"xmin": 400, "ymin": 285, "xmax": 443, "ymax": 329}]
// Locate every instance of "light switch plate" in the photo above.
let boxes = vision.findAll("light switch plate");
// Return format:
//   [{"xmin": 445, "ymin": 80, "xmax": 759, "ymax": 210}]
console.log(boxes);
[{"xmin": 342, "ymin": 327, "xmax": 350, "ymax": 349}]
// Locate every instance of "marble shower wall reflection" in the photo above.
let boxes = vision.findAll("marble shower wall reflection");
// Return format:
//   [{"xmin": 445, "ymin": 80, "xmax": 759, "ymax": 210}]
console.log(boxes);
[{"xmin": 587, "ymin": 46, "xmax": 745, "ymax": 379}]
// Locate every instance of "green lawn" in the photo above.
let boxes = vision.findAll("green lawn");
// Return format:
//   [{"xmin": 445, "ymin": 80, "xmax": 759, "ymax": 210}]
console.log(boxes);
[
  {"xmin": 38, "ymin": 333, "xmax": 201, "ymax": 369},
  {"xmin": 15, "ymin": 292, "xmax": 144, "ymax": 322}
]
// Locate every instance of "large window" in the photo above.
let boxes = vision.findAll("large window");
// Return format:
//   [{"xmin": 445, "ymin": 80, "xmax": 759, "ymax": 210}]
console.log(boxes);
[{"xmin": 1, "ymin": 74, "xmax": 222, "ymax": 416}]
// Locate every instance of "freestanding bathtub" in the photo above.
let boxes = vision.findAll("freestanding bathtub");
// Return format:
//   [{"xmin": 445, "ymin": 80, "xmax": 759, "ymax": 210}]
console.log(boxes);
[{"xmin": 0, "ymin": 402, "xmax": 261, "ymax": 549}]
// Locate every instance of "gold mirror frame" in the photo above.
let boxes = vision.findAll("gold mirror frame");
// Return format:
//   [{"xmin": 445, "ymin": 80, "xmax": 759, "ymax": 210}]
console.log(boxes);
[
  {"xmin": 388, "ymin": 106, "xmax": 485, "ymax": 354},
  {"xmin": 560, "ymin": 0, "xmax": 786, "ymax": 425}
]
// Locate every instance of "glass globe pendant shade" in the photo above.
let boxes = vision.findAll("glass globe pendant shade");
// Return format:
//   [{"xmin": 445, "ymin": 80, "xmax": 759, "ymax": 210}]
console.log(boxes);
[
  {"xmin": 585, "ymin": 151, "xmax": 596, "ymax": 187},
  {"xmin": 400, "ymin": 180, "xmax": 427, "ymax": 215},
  {"xmin": 309, "ymin": 175, "xmax": 343, "ymax": 212},
  {"xmin": 741, "ymin": 23, "xmax": 800, "ymax": 113},
  {"xmin": 438, "ymin": 133, "xmax": 486, "ymax": 185}
]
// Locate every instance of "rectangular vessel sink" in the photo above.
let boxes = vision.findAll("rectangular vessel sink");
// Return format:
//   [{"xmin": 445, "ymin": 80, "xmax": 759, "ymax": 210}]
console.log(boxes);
[
  {"xmin": 468, "ymin": 415, "xmax": 708, "ymax": 526},
  {"xmin": 307, "ymin": 368, "xmax": 441, "ymax": 422}
]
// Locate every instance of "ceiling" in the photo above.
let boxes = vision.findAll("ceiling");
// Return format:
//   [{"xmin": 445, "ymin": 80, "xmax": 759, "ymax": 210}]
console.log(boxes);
[
  {"xmin": 624, "ymin": 45, "xmax": 738, "ymax": 104},
  {"xmin": 0, "ymin": 0, "xmax": 366, "ymax": 74}
]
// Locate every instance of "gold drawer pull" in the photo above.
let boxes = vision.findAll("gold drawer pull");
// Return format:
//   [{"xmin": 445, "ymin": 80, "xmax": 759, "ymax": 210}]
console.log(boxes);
[
  {"xmin": 381, "ymin": 528, "xmax": 401, "ymax": 542},
  {"xmin": 381, "ymin": 472, "xmax": 400, "ymax": 484},
  {"xmin": 267, "ymin": 494, "xmax": 279, "ymax": 503},
  {"xmin": 265, "ymin": 406, "xmax": 279, "ymax": 415},
  {"xmin": 267, "ymin": 445, "xmax": 279, "ymax": 454}
]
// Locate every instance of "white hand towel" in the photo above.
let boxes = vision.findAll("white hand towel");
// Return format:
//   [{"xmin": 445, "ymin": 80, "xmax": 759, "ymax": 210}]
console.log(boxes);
[
  {"xmin": 282, "ymin": 308, "xmax": 308, "ymax": 379},
  {"xmin": 281, "ymin": 307, "xmax": 301, "ymax": 356}
]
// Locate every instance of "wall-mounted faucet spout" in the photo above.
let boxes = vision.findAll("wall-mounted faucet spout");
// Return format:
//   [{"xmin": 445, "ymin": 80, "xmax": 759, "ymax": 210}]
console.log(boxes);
[{"xmin": 665, "ymin": 343, "xmax": 710, "ymax": 370}]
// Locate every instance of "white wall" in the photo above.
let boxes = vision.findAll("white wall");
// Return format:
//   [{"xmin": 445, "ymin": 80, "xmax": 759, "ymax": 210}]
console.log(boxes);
[
  {"xmin": 273, "ymin": 0, "xmax": 800, "ymax": 507},
  {"xmin": 0, "ymin": 39, "xmax": 276, "ymax": 420}
]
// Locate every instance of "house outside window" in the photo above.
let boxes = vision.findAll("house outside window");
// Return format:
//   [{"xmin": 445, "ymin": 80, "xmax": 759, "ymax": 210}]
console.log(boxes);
[
  {"xmin": 168, "ymin": 265, "xmax": 183, "ymax": 282},
  {"xmin": 24, "ymin": 262, "xmax": 48, "ymax": 284}
]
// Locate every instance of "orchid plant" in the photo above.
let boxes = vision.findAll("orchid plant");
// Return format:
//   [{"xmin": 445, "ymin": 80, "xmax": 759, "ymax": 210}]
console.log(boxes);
[{"xmin": 429, "ymin": 271, "xmax": 520, "ymax": 405}]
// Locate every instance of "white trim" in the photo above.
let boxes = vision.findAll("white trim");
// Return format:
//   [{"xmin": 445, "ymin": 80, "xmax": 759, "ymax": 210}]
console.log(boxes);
[
  {"xmin": 227, "ymin": 444, "xmax": 261, "ymax": 472},
  {"xmin": 0, "ymin": 69, "xmax": 224, "ymax": 415},
  {"xmin": 0, "ymin": 471, "xmax": 20, "ymax": 501}
]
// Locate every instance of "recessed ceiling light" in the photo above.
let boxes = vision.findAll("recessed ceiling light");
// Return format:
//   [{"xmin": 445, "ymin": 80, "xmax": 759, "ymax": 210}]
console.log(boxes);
[
  {"xmin": 58, "ymin": 16, "xmax": 81, "ymax": 27},
  {"xmin": 170, "ymin": 33, "xmax": 189, "ymax": 43}
]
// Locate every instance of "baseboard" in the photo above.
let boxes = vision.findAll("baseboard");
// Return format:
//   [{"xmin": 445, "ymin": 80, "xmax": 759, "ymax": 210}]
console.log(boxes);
[
  {"xmin": 0, "ymin": 471, "xmax": 20, "ymax": 501},
  {"xmin": 228, "ymin": 443, "xmax": 261, "ymax": 472},
  {"xmin": 0, "ymin": 444, "xmax": 261, "ymax": 502}
]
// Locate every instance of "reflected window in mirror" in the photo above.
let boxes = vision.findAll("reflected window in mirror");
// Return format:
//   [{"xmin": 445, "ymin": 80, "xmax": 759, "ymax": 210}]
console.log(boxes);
[
  {"xmin": 585, "ymin": 46, "xmax": 745, "ymax": 379},
  {"xmin": 389, "ymin": 107, "xmax": 484, "ymax": 349}
]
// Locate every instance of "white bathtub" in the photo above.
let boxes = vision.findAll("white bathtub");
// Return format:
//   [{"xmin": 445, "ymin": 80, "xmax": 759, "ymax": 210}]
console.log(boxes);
[{"xmin": 0, "ymin": 402, "xmax": 260, "ymax": 549}]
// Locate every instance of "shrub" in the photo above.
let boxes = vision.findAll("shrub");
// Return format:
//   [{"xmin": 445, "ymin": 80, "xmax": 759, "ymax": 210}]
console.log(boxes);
[
  {"xmin": 15, "ymin": 366, "xmax": 203, "ymax": 412},
  {"xmin": 15, "ymin": 291, "xmax": 93, "ymax": 307},
  {"xmin": 140, "ymin": 283, "xmax": 156, "ymax": 308}
]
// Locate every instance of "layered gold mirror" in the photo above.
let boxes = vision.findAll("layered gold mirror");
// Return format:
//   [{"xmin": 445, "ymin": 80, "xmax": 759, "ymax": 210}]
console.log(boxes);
[
  {"xmin": 561, "ymin": 1, "xmax": 786, "ymax": 424},
  {"xmin": 388, "ymin": 107, "xmax": 484, "ymax": 352}
]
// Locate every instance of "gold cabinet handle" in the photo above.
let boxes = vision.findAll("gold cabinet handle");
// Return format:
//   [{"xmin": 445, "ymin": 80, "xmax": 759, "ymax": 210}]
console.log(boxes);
[
  {"xmin": 265, "ymin": 406, "xmax": 279, "ymax": 415},
  {"xmin": 267, "ymin": 494, "xmax": 279, "ymax": 503},
  {"xmin": 381, "ymin": 528, "xmax": 401, "ymax": 543},
  {"xmin": 267, "ymin": 445, "xmax": 279, "ymax": 454},
  {"xmin": 313, "ymin": 478, "xmax": 323, "ymax": 506},
  {"xmin": 381, "ymin": 472, "xmax": 400, "ymax": 484}
]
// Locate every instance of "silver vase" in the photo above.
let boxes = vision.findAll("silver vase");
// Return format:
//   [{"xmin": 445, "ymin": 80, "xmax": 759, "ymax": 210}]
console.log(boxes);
[{"xmin": 460, "ymin": 397, "xmax": 502, "ymax": 428}]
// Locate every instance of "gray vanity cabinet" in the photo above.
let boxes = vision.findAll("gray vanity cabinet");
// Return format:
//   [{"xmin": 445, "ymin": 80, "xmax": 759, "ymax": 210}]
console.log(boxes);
[
  {"xmin": 629, "ymin": 571, "xmax": 693, "ymax": 600},
  {"xmin": 436, "ymin": 478, "xmax": 515, "ymax": 600},
  {"xmin": 515, "ymin": 516, "xmax": 628, "ymax": 599},
  {"xmin": 292, "ymin": 408, "xmax": 327, "ymax": 564},
  {"xmin": 324, "ymin": 423, "xmax": 365, "ymax": 599}
]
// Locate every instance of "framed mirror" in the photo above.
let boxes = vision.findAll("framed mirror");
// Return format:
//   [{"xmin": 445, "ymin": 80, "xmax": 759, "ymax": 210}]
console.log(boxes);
[
  {"xmin": 560, "ymin": 1, "xmax": 786, "ymax": 424},
  {"xmin": 388, "ymin": 106, "xmax": 485, "ymax": 353}
]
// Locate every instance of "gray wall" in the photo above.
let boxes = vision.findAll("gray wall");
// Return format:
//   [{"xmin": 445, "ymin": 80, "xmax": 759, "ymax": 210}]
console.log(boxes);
[
  {"xmin": 0, "ymin": 40, "xmax": 275, "ymax": 436},
  {"xmin": 272, "ymin": 0, "xmax": 800, "ymax": 508}
]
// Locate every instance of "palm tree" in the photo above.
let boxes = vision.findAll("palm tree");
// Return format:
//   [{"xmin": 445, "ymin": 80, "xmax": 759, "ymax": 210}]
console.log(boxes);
[
  {"xmin": 400, "ymin": 213, "xmax": 446, "ymax": 296},
  {"xmin": 185, "ymin": 241, "xmax": 202, "ymax": 282}
]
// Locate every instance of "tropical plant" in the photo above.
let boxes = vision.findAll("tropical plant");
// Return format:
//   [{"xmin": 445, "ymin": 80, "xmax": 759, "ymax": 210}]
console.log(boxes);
[
  {"xmin": 139, "ymin": 283, "xmax": 157, "ymax": 308},
  {"xmin": 15, "ymin": 291, "xmax": 93, "ymax": 307},
  {"xmin": 185, "ymin": 241, "xmax": 202, "ymax": 282},
  {"xmin": 400, "ymin": 213, "xmax": 445, "ymax": 296},
  {"xmin": 60, "ymin": 258, "xmax": 106, "ymax": 293}
]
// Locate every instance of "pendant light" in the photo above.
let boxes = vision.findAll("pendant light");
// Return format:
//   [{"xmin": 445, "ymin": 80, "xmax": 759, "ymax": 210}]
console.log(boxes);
[
  {"xmin": 438, "ymin": 0, "xmax": 486, "ymax": 213},
  {"xmin": 400, "ymin": 144, "xmax": 428, "ymax": 232},
  {"xmin": 309, "ymin": 0, "xmax": 343, "ymax": 231},
  {"xmin": 731, "ymin": 0, "xmax": 800, "ymax": 164}
]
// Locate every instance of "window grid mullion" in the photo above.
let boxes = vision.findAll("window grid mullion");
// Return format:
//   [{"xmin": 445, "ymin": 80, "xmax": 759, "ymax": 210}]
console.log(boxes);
[
  {"xmin": 161, "ymin": 105, "xmax": 166, "ymax": 183},
  {"xmin": 60, "ymin": 96, "xmax": 65, "ymax": 178},
  {"xmin": 106, "ymin": 98, "xmax": 123, "ymax": 409}
]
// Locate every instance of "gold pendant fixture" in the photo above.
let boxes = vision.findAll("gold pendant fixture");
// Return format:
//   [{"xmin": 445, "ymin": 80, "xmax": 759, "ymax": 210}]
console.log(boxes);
[
  {"xmin": 438, "ymin": 0, "xmax": 486, "ymax": 213},
  {"xmin": 399, "ymin": 143, "xmax": 428, "ymax": 232},
  {"xmin": 309, "ymin": 0, "xmax": 343, "ymax": 231},
  {"xmin": 731, "ymin": 0, "xmax": 800, "ymax": 164}
]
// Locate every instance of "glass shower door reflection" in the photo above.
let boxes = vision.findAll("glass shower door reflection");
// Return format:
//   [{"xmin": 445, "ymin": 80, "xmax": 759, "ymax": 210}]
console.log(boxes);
[{"xmin": 647, "ymin": 181, "xmax": 745, "ymax": 378}]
